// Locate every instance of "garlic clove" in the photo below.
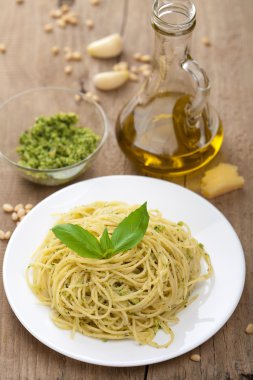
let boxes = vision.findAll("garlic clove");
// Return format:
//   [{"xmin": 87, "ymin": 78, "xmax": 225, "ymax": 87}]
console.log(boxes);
[
  {"xmin": 93, "ymin": 70, "xmax": 129, "ymax": 91},
  {"xmin": 87, "ymin": 33, "xmax": 123, "ymax": 58}
]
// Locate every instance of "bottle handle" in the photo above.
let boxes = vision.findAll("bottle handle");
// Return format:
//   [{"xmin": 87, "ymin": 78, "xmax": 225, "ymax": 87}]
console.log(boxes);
[{"xmin": 182, "ymin": 57, "xmax": 210, "ymax": 128}]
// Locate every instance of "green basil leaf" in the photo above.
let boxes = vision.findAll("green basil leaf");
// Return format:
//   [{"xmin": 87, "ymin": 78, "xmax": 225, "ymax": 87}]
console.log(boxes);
[
  {"xmin": 100, "ymin": 228, "xmax": 113, "ymax": 252},
  {"xmin": 52, "ymin": 224, "xmax": 103, "ymax": 259},
  {"xmin": 111, "ymin": 202, "xmax": 149, "ymax": 254}
]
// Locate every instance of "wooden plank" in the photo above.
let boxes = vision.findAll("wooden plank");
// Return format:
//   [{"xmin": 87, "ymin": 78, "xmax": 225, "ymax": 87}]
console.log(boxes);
[
  {"xmin": 0, "ymin": 0, "xmax": 252, "ymax": 379},
  {"xmin": 148, "ymin": 0, "xmax": 253, "ymax": 379},
  {"xmin": 0, "ymin": 1, "xmax": 142, "ymax": 379}
]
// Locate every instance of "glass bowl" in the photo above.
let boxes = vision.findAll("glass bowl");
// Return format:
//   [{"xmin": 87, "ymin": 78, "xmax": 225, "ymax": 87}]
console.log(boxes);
[{"xmin": 0, "ymin": 87, "xmax": 108, "ymax": 186}]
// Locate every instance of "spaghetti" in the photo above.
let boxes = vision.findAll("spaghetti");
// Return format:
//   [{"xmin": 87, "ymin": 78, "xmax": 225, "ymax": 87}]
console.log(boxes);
[{"xmin": 27, "ymin": 201, "xmax": 212, "ymax": 348}]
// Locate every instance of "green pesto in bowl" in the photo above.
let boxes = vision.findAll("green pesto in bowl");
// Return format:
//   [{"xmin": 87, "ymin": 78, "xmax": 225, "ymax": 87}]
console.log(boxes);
[{"xmin": 16, "ymin": 112, "xmax": 100, "ymax": 170}]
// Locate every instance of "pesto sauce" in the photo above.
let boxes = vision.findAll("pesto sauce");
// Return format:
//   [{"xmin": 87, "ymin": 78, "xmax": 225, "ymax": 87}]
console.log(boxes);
[{"xmin": 17, "ymin": 113, "xmax": 100, "ymax": 169}]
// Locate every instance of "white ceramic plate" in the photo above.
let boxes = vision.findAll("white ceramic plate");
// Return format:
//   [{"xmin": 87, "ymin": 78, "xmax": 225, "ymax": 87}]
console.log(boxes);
[{"xmin": 3, "ymin": 175, "xmax": 245, "ymax": 367}]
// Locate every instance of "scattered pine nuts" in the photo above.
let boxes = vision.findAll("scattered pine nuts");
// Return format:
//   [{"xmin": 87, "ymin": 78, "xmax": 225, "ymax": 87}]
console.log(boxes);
[
  {"xmin": 50, "ymin": 9, "xmax": 62, "ymax": 19},
  {"xmin": 142, "ymin": 70, "xmax": 151, "ymax": 77},
  {"xmin": 17, "ymin": 208, "xmax": 26, "ymax": 218},
  {"xmin": 11, "ymin": 212, "xmax": 18, "ymax": 222},
  {"xmin": 3, "ymin": 204, "xmax": 14, "ymax": 213},
  {"xmin": 68, "ymin": 16, "xmax": 78, "ymax": 26},
  {"xmin": 44, "ymin": 23, "xmax": 53, "ymax": 33},
  {"xmin": 75, "ymin": 94, "xmax": 82, "ymax": 103},
  {"xmin": 64, "ymin": 65, "xmax": 73, "ymax": 75},
  {"xmin": 245, "ymin": 323, "xmax": 253, "ymax": 334},
  {"xmin": 85, "ymin": 19, "xmax": 94, "ymax": 29},
  {"xmin": 0, "ymin": 230, "xmax": 5, "ymax": 240},
  {"xmin": 14, "ymin": 204, "xmax": 24, "ymax": 212},
  {"xmin": 140, "ymin": 54, "xmax": 152, "ymax": 63},
  {"xmin": 51, "ymin": 46, "xmax": 60, "ymax": 55},
  {"xmin": 113, "ymin": 61, "xmax": 128, "ymax": 71},
  {"xmin": 130, "ymin": 65, "xmax": 138, "ymax": 74},
  {"xmin": 139, "ymin": 64, "xmax": 151, "ymax": 72},
  {"xmin": 61, "ymin": 4, "xmax": 70, "ymax": 14},
  {"xmin": 190, "ymin": 354, "xmax": 201, "ymax": 362},
  {"xmin": 85, "ymin": 92, "xmax": 100, "ymax": 103},
  {"xmin": 65, "ymin": 52, "xmax": 73, "ymax": 61},
  {"xmin": 72, "ymin": 51, "xmax": 82, "ymax": 61},
  {"xmin": 133, "ymin": 52, "xmax": 142, "ymax": 61},
  {"xmin": 56, "ymin": 19, "xmax": 66, "ymax": 29},
  {"xmin": 202, "ymin": 36, "xmax": 211, "ymax": 47},
  {"xmin": 0, "ymin": 44, "xmax": 6, "ymax": 54},
  {"xmin": 25, "ymin": 204, "xmax": 33, "ymax": 211},
  {"xmin": 129, "ymin": 72, "xmax": 139, "ymax": 82},
  {"xmin": 90, "ymin": 0, "xmax": 100, "ymax": 5},
  {"xmin": 4, "ymin": 231, "xmax": 11, "ymax": 240}
]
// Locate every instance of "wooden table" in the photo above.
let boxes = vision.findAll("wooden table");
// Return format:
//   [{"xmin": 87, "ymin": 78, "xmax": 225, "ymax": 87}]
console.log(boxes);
[{"xmin": 0, "ymin": 1, "xmax": 252, "ymax": 379}]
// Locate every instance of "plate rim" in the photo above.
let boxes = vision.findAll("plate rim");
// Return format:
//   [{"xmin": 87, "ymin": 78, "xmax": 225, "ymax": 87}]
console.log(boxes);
[{"xmin": 2, "ymin": 175, "xmax": 246, "ymax": 367}]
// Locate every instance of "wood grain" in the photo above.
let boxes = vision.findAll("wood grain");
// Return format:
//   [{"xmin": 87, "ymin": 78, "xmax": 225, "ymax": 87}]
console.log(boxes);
[{"xmin": 0, "ymin": 0, "xmax": 252, "ymax": 379}]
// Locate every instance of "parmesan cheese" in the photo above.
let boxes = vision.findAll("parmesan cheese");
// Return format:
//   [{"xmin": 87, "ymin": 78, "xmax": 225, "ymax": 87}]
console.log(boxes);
[{"xmin": 200, "ymin": 163, "xmax": 245, "ymax": 199}]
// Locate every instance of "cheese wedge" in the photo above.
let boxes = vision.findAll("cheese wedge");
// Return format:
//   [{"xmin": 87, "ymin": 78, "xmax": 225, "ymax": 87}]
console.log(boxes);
[{"xmin": 200, "ymin": 163, "xmax": 245, "ymax": 199}]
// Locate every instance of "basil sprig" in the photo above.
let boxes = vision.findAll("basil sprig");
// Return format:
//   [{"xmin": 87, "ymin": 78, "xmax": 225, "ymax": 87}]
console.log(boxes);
[{"xmin": 52, "ymin": 202, "xmax": 149, "ymax": 259}]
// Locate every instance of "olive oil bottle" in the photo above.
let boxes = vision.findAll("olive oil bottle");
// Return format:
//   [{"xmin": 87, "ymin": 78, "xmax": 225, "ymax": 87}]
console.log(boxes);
[{"xmin": 116, "ymin": 0, "xmax": 223, "ymax": 177}]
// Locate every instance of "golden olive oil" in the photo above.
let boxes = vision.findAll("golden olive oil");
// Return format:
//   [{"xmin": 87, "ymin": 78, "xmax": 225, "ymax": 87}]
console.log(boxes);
[{"xmin": 116, "ymin": 92, "xmax": 223, "ymax": 177}]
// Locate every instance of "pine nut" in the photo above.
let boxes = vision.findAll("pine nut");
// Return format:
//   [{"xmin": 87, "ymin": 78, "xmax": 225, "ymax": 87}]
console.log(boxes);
[
  {"xmin": 190, "ymin": 354, "xmax": 201, "ymax": 362},
  {"xmin": 129, "ymin": 72, "xmax": 139, "ymax": 82},
  {"xmin": 50, "ymin": 9, "xmax": 62, "ymax": 19},
  {"xmin": 4, "ymin": 231, "xmax": 11, "ymax": 240},
  {"xmin": 202, "ymin": 36, "xmax": 211, "ymax": 46},
  {"xmin": 14, "ymin": 204, "xmax": 24, "ymax": 212},
  {"xmin": 113, "ymin": 62, "xmax": 128, "ymax": 71},
  {"xmin": 133, "ymin": 52, "xmax": 142, "ymax": 61},
  {"xmin": 130, "ymin": 65, "xmax": 138, "ymax": 73},
  {"xmin": 72, "ymin": 51, "xmax": 82, "ymax": 61},
  {"xmin": 64, "ymin": 65, "xmax": 73, "ymax": 75},
  {"xmin": 3, "ymin": 204, "xmax": 14, "ymax": 213},
  {"xmin": 142, "ymin": 70, "xmax": 151, "ymax": 77},
  {"xmin": 75, "ymin": 94, "xmax": 82, "ymax": 103},
  {"xmin": 90, "ymin": 0, "xmax": 100, "ymax": 5},
  {"xmin": 86, "ymin": 19, "xmax": 94, "ymax": 29},
  {"xmin": 16, "ymin": 0, "xmax": 24, "ymax": 4},
  {"xmin": 11, "ymin": 212, "xmax": 18, "ymax": 222},
  {"xmin": 245, "ymin": 323, "xmax": 253, "ymax": 334},
  {"xmin": 68, "ymin": 16, "xmax": 78, "ymax": 26},
  {"xmin": 51, "ymin": 46, "xmax": 60, "ymax": 55},
  {"xmin": 0, "ymin": 230, "xmax": 5, "ymax": 240},
  {"xmin": 44, "ymin": 24, "xmax": 53, "ymax": 33},
  {"xmin": 0, "ymin": 44, "xmax": 6, "ymax": 53},
  {"xmin": 61, "ymin": 4, "xmax": 70, "ymax": 14},
  {"xmin": 140, "ymin": 54, "xmax": 151, "ymax": 63},
  {"xmin": 57, "ymin": 19, "xmax": 66, "ymax": 29},
  {"xmin": 17, "ymin": 208, "xmax": 26, "ymax": 218},
  {"xmin": 25, "ymin": 203, "xmax": 33, "ymax": 210},
  {"xmin": 92, "ymin": 94, "xmax": 100, "ymax": 103},
  {"xmin": 65, "ymin": 52, "xmax": 73, "ymax": 61}
]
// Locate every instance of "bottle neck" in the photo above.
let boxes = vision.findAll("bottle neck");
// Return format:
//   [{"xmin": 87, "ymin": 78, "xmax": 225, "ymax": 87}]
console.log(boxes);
[
  {"xmin": 153, "ymin": 27, "xmax": 193, "ymax": 65},
  {"xmin": 151, "ymin": 1, "xmax": 196, "ymax": 68},
  {"xmin": 152, "ymin": 0, "xmax": 196, "ymax": 36}
]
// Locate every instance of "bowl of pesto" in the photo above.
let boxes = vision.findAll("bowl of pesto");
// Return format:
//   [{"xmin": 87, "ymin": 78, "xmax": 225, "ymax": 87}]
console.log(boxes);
[{"xmin": 0, "ymin": 87, "xmax": 108, "ymax": 185}]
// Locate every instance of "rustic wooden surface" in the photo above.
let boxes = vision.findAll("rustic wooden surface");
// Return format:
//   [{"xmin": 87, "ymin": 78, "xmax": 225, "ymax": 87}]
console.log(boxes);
[{"xmin": 0, "ymin": 0, "xmax": 252, "ymax": 379}]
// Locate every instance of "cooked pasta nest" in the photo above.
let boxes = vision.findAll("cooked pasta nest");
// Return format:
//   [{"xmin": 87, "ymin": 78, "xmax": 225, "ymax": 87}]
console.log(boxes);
[{"xmin": 27, "ymin": 201, "xmax": 212, "ymax": 348}]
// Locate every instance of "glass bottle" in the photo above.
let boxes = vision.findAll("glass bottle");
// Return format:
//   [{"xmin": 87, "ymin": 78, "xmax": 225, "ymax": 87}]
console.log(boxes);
[{"xmin": 116, "ymin": 0, "xmax": 223, "ymax": 177}]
